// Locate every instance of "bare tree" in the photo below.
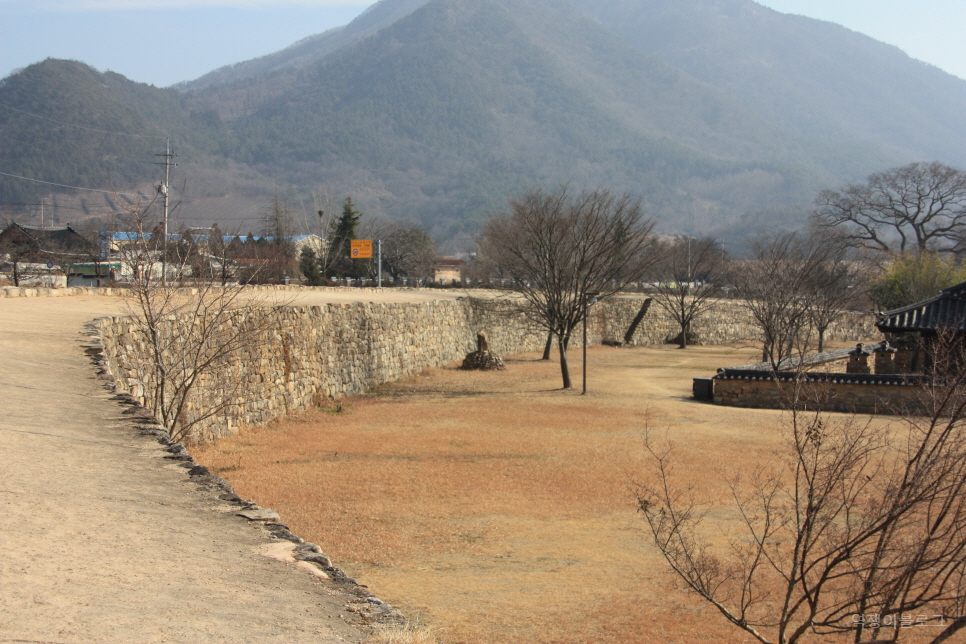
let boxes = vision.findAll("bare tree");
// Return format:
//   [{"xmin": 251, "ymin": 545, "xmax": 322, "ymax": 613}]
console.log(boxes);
[
  {"xmin": 479, "ymin": 186, "xmax": 656, "ymax": 389},
  {"xmin": 732, "ymin": 232, "xmax": 836, "ymax": 368},
  {"xmin": 204, "ymin": 223, "xmax": 246, "ymax": 286},
  {"xmin": 0, "ymin": 225, "xmax": 43, "ymax": 286},
  {"xmin": 635, "ymin": 357, "xmax": 966, "ymax": 644},
  {"xmin": 808, "ymin": 259, "xmax": 863, "ymax": 353},
  {"xmin": 258, "ymin": 189, "xmax": 298, "ymax": 283},
  {"xmin": 114, "ymin": 195, "xmax": 286, "ymax": 443},
  {"xmin": 0, "ymin": 221, "xmax": 92, "ymax": 286},
  {"xmin": 650, "ymin": 236, "xmax": 727, "ymax": 349},
  {"xmin": 311, "ymin": 187, "xmax": 339, "ymax": 279},
  {"xmin": 381, "ymin": 222, "xmax": 436, "ymax": 283},
  {"xmin": 813, "ymin": 162, "xmax": 966, "ymax": 256}
]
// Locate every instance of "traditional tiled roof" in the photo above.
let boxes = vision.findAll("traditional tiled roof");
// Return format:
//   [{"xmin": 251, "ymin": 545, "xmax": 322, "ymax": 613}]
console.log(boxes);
[
  {"xmin": 723, "ymin": 345, "xmax": 859, "ymax": 372},
  {"xmin": 0, "ymin": 222, "xmax": 91, "ymax": 255},
  {"xmin": 876, "ymin": 281, "xmax": 966, "ymax": 333},
  {"xmin": 714, "ymin": 369, "xmax": 926, "ymax": 387}
]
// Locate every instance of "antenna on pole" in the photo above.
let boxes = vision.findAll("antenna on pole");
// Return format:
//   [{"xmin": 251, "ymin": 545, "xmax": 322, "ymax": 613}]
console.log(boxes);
[{"xmin": 155, "ymin": 139, "xmax": 177, "ymax": 285}]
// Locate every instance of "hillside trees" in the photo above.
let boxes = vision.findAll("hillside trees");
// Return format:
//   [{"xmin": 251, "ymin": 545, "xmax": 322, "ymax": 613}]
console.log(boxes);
[
  {"xmin": 650, "ymin": 235, "xmax": 727, "ymax": 349},
  {"xmin": 813, "ymin": 162, "xmax": 966, "ymax": 255},
  {"xmin": 867, "ymin": 252, "xmax": 966, "ymax": 313},
  {"xmin": 479, "ymin": 186, "xmax": 656, "ymax": 389}
]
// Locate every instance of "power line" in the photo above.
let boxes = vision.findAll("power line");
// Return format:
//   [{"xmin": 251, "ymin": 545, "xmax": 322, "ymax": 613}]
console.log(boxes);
[
  {"xmin": 0, "ymin": 171, "xmax": 146, "ymax": 197},
  {"xmin": 0, "ymin": 202, "xmax": 113, "ymax": 212},
  {"xmin": 0, "ymin": 102, "xmax": 169, "ymax": 140}
]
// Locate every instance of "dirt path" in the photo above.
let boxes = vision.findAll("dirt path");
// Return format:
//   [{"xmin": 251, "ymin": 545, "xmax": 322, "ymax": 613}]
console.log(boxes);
[{"xmin": 0, "ymin": 290, "xmax": 461, "ymax": 644}]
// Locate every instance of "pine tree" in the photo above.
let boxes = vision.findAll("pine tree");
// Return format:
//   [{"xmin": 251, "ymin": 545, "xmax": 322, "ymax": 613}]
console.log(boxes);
[
  {"xmin": 300, "ymin": 246, "xmax": 323, "ymax": 286},
  {"xmin": 328, "ymin": 197, "xmax": 363, "ymax": 278}
]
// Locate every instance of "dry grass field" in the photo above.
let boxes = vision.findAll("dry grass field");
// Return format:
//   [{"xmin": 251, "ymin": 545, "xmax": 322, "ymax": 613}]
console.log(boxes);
[{"xmin": 194, "ymin": 343, "xmax": 910, "ymax": 644}]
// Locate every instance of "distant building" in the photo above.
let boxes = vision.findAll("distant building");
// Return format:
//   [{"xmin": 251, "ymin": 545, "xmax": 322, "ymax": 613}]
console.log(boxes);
[
  {"xmin": 0, "ymin": 222, "xmax": 94, "ymax": 286},
  {"xmin": 0, "ymin": 222, "xmax": 91, "ymax": 260},
  {"xmin": 434, "ymin": 257, "xmax": 467, "ymax": 283}
]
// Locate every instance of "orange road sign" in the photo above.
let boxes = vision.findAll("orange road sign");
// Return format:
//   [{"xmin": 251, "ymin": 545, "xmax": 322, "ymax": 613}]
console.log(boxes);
[{"xmin": 350, "ymin": 239, "xmax": 373, "ymax": 259}]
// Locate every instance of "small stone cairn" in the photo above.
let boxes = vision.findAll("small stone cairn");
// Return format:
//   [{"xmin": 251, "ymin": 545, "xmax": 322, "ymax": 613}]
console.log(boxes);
[{"xmin": 461, "ymin": 331, "xmax": 506, "ymax": 371}]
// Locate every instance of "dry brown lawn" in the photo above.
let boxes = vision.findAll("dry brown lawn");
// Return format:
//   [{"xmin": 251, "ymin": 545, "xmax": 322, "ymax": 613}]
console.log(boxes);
[{"xmin": 194, "ymin": 343, "xmax": 906, "ymax": 644}]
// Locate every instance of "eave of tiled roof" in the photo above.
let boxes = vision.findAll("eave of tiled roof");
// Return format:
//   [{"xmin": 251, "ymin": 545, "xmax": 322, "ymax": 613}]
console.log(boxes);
[{"xmin": 876, "ymin": 281, "xmax": 966, "ymax": 332}]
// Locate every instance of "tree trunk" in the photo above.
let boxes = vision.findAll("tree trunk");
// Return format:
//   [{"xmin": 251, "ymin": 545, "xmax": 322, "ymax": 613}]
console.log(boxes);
[
  {"xmin": 679, "ymin": 320, "xmax": 689, "ymax": 349},
  {"xmin": 558, "ymin": 333, "xmax": 572, "ymax": 389},
  {"xmin": 542, "ymin": 331, "xmax": 554, "ymax": 360},
  {"xmin": 817, "ymin": 327, "xmax": 826, "ymax": 353}
]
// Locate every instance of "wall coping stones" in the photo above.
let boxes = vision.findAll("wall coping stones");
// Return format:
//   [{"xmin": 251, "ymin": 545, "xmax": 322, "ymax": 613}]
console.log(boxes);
[{"xmin": 715, "ymin": 369, "xmax": 929, "ymax": 387}]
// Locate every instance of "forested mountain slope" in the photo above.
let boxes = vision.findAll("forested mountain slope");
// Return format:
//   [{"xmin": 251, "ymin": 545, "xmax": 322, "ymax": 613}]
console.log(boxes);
[
  {"xmin": 2, "ymin": 0, "xmax": 965, "ymax": 248},
  {"xmin": 572, "ymin": 0, "xmax": 966, "ymax": 172}
]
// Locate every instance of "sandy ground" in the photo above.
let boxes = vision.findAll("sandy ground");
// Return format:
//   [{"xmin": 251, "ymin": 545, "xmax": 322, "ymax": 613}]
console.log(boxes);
[{"xmin": 0, "ymin": 289, "xmax": 462, "ymax": 644}]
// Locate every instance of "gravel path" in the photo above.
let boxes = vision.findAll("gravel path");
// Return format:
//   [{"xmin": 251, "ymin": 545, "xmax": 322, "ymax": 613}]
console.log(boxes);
[{"xmin": 0, "ymin": 290, "xmax": 461, "ymax": 644}]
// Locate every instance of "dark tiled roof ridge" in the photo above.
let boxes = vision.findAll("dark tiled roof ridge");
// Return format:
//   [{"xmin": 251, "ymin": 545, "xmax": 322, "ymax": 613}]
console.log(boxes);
[
  {"xmin": 722, "ymin": 344, "xmax": 877, "ymax": 372},
  {"xmin": 879, "ymin": 292, "xmax": 948, "ymax": 319},
  {"xmin": 714, "ymin": 369, "xmax": 927, "ymax": 387},
  {"xmin": 15, "ymin": 222, "xmax": 76, "ymax": 233},
  {"xmin": 877, "ymin": 280, "xmax": 966, "ymax": 332}
]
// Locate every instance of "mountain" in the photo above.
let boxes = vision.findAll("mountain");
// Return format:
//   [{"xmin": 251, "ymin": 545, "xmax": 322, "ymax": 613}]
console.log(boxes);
[
  {"xmin": 571, "ymin": 0, "xmax": 966, "ymax": 173},
  {"xmin": 182, "ymin": 0, "xmax": 435, "ymax": 91},
  {"xmin": 2, "ymin": 0, "xmax": 966, "ymax": 249},
  {"xmin": 207, "ymin": 0, "xmax": 831, "ymax": 238}
]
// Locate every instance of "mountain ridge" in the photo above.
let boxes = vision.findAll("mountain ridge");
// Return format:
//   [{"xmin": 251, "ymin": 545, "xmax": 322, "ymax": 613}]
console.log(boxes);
[{"xmin": 2, "ymin": 0, "xmax": 966, "ymax": 250}]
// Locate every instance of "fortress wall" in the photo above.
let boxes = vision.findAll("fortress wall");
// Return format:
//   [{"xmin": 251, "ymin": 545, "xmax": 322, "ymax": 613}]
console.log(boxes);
[{"xmin": 80, "ymin": 291, "xmax": 877, "ymax": 443}]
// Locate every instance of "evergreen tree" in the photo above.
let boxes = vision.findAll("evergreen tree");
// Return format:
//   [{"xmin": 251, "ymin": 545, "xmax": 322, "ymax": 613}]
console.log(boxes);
[
  {"xmin": 328, "ymin": 197, "xmax": 363, "ymax": 278},
  {"xmin": 300, "ymin": 246, "xmax": 324, "ymax": 286}
]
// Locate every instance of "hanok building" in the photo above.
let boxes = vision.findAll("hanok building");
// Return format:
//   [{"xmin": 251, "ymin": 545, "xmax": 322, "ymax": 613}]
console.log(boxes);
[
  {"xmin": 875, "ymin": 280, "xmax": 966, "ymax": 374},
  {"xmin": 0, "ymin": 222, "xmax": 94, "ymax": 287},
  {"xmin": 701, "ymin": 284, "xmax": 966, "ymax": 414}
]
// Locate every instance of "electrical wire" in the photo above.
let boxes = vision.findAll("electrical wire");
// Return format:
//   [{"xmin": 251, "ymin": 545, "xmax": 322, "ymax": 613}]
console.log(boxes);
[
  {"xmin": 0, "ymin": 202, "xmax": 111, "ymax": 212},
  {"xmin": 0, "ymin": 101, "xmax": 169, "ymax": 140},
  {"xmin": 0, "ymin": 171, "xmax": 147, "ymax": 197}
]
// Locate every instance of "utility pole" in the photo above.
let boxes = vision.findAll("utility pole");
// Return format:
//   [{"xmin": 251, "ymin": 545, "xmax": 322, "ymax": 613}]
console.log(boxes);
[
  {"xmin": 377, "ymin": 239, "xmax": 382, "ymax": 287},
  {"xmin": 156, "ymin": 140, "xmax": 176, "ymax": 285},
  {"xmin": 582, "ymin": 293, "xmax": 598, "ymax": 395}
]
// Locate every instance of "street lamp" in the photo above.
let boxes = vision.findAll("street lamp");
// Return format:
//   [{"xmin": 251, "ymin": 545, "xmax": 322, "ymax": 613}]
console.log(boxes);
[{"xmin": 582, "ymin": 292, "xmax": 599, "ymax": 395}]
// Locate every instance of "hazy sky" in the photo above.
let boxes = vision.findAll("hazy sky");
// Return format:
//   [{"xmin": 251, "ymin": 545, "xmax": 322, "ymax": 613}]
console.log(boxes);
[{"xmin": 1, "ymin": 0, "xmax": 964, "ymax": 87}]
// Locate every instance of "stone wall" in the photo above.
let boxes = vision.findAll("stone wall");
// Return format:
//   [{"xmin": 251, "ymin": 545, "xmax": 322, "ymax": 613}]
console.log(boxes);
[
  {"xmin": 86, "ymin": 291, "xmax": 878, "ymax": 443},
  {"xmin": 712, "ymin": 374, "xmax": 928, "ymax": 415},
  {"xmin": 94, "ymin": 299, "xmax": 548, "ymax": 443},
  {"xmin": 2, "ymin": 285, "xmax": 131, "ymax": 298},
  {"xmin": 596, "ymin": 296, "xmax": 876, "ymax": 347}
]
